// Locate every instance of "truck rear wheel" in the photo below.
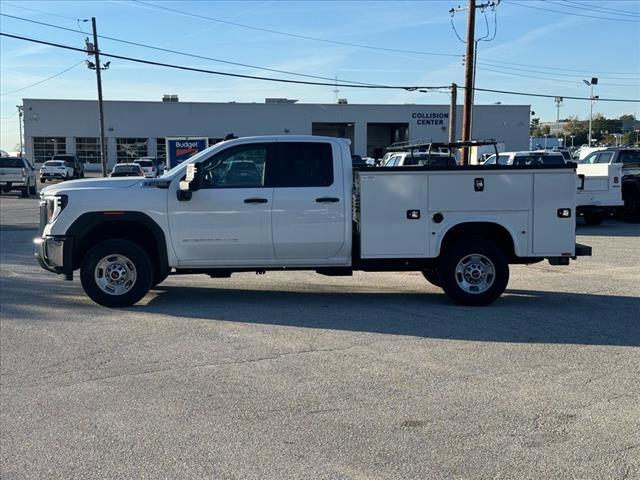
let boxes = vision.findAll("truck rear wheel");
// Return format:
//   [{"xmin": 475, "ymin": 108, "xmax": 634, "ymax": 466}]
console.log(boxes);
[
  {"xmin": 440, "ymin": 239, "xmax": 509, "ymax": 306},
  {"xmin": 623, "ymin": 188, "xmax": 640, "ymax": 223},
  {"xmin": 80, "ymin": 239, "xmax": 152, "ymax": 307}
]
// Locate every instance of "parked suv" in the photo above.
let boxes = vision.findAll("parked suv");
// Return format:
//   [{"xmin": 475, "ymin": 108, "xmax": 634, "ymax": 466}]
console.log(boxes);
[
  {"xmin": 133, "ymin": 158, "xmax": 158, "ymax": 178},
  {"xmin": 0, "ymin": 156, "xmax": 37, "ymax": 197},
  {"xmin": 483, "ymin": 151, "xmax": 566, "ymax": 166},
  {"xmin": 40, "ymin": 160, "xmax": 76, "ymax": 183},
  {"xmin": 51, "ymin": 154, "xmax": 84, "ymax": 178},
  {"xmin": 580, "ymin": 148, "xmax": 640, "ymax": 222},
  {"xmin": 382, "ymin": 151, "xmax": 457, "ymax": 167}
]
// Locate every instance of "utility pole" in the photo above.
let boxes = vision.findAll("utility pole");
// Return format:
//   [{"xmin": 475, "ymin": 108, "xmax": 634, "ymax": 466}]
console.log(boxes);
[
  {"xmin": 16, "ymin": 105, "xmax": 23, "ymax": 155},
  {"xmin": 450, "ymin": 0, "xmax": 499, "ymax": 165},
  {"xmin": 554, "ymin": 96, "xmax": 563, "ymax": 145},
  {"xmin": 87, "ymin": 17, "xmax": 109, "ymax": 177},
  {"xmin": 460, "ymin": 0, "xmax": 476, "ymax": 165},
  {"xmin": 449, "ymin": 83, "xmax": 457, "ymax": 143}
]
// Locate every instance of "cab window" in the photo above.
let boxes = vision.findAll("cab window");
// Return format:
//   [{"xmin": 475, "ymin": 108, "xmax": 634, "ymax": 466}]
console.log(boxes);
[
  {"xmin": 199, "ymin": 144, "xmax": 268, "ymax": 188},
  {"xmin": 273, "ymin": 142, "xmax": 333, "ymax": 187}
]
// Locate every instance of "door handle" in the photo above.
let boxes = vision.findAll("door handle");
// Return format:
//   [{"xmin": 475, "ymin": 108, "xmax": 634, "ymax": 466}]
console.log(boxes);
[
  {"xmin": 315, "ymin": 197, "xmax": 340, "ymax": 203},
  {"xmin": 244, "ymin": 198, "xmax": 268, "ymax": 204}
]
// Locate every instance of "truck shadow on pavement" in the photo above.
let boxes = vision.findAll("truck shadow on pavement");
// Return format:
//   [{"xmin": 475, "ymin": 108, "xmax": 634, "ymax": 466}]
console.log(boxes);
[
  {"xmin": 576, "ymin": 221, "xmax": 640, "ymax": 237},
  {"xmin": 2, "ymin": 272, "xmax": 638, "ymax": 347},
  {"xmin": 140, "ymin": 284, "xmax": 640, "ymax": 347}
]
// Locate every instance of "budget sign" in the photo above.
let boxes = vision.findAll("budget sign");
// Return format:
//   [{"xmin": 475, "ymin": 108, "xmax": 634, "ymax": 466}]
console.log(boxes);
[{"xmin": 166, "ymin": 137, "xmax": 209, "ymax": 168}]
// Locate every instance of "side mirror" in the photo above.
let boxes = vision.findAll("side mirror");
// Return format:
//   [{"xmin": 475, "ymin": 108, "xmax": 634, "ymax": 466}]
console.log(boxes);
[{"xmin": 178, "ymin": 163, "xmax": 203, "ymax": 201}]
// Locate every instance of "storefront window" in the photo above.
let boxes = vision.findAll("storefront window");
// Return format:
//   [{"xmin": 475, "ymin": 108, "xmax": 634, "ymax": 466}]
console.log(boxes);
[
  {"xmin": 33, "ymin": 137, "xmax": 66, "ymax": 163},
  {"xmin": 156, "ymin": 138, "xmax": 166, "ymax": 165},
  {"xmin": 116, "ymin": 138, "xmax": 148, "ymax": 163},
  {"xmin": 76, "ymin": 137, "xmax": 102, "ymax": 164}
]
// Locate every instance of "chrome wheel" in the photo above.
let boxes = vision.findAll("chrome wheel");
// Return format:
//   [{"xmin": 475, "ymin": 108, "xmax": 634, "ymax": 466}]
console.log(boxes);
[
  {"xmin": 454, "ymin": 253, "xmax": 495, "ymax": 294},
  {"xmin": 94, "ymin": 254, "xmax": 137, "ymax": 295}
]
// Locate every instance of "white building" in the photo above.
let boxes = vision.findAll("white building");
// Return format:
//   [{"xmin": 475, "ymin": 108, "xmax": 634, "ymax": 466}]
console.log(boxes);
[{"xmin": 22, "ymin": 98, "xmax": 530, "ymax": 168}]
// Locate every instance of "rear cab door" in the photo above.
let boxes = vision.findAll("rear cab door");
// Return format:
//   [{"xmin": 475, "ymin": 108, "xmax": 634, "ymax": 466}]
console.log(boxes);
[{"xmin": 270, "ymin": 140, "xmax": 349, "ymax": 264}]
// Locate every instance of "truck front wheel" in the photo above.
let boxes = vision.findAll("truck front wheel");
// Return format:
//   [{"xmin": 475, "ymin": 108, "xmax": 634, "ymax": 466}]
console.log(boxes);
[
  {"xmin": 80, "ymin": 239, "xmax": 152, "ymax": 307},
  {"xmin": 421, "ymin": 269, "xmax": 442, "ymax": 288},
  {"xmin": 440, "ymin": 239, "xmax": 509, "ymax": 306}
]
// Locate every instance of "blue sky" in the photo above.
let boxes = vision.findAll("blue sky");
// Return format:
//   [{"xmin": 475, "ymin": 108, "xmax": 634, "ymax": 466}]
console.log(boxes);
[{"xmin": 1, "ymin": 0, "xmax": 639, "ymax": 151}]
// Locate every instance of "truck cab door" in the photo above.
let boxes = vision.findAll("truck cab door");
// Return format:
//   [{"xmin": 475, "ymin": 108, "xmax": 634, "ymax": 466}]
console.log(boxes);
[
  {"xmin": 168, "ymin": 143, "xmax": 274, "ymax": 266},
  {"xmin": 270, "ymin": 141, "xmax": 347, "ymax": 262}
]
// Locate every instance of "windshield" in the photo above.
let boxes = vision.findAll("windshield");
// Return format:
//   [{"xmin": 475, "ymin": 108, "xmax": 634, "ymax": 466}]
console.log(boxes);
[{"xmin": 0, "ymin": 157, "xmax": 24, "ymax": 168}]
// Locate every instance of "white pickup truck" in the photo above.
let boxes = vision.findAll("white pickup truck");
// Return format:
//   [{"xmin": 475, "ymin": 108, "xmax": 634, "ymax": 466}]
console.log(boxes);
[{"xmin": 35, "ymin": 135, "xmax": 591, "ymax": 308}]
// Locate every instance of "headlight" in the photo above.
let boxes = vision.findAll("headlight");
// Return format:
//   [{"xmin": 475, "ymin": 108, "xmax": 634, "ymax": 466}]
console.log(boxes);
[{"xmin": 43, "ymin": 195, "xmax": 68, "ymax": 224}]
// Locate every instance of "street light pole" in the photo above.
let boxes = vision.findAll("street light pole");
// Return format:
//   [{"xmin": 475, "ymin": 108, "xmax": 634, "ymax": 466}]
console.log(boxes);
[
  {"xmin": 583, "ymin": 77, "xmax": 598, "ymax": 147},
  {"xmin": 16, "ymin": 105, "xmax": 23, "ymax": 155}
]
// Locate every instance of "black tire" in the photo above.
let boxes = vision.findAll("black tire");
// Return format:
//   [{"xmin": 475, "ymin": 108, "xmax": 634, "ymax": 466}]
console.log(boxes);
[
  {"xmin": 440, "ymin": 239, "xmax": 509, "ymax": 306},
  {"xmin": 152, "ymin": 271, "xmax": 170, "ymax": 288},
  {"xmin": 623, "ymin": 189, "xmax": 640, "ymax": 223},
  {"xmin": 583, "ymin": 212, "xmax": 603, "ymax": 225},
  {"xmin": 422, "ymin": 269, "xmax": 442, "ymax": 288},
  {"xmin": 80, "ymin": 239, "xmax": 152, "ymax": 307},
  {"xmin": 20, "ymin": 182, "xmax": 29, "ymax": 198},
  {"xmin": 40, "ymin": 178, "xmax": 46, "ymax": 183},
  {"xmin": 29, "ymin": 183, "xmax": 37, "ymax": 196}
]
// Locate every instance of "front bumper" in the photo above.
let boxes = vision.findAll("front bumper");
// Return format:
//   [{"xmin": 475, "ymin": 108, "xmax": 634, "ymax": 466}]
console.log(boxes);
[{"xmin": 34, "ymin": 236, "xmax": 73, "ymax": 280}]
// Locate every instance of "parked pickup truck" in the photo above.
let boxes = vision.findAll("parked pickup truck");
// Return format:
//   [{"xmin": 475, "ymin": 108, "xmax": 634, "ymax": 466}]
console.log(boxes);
[
  {"xmin": 0, "ymin": 156, "xmax": 37, "ymax": 197},
  {"xmin": 579, "ymin": 148, "xmax": 640, "ymax": 223},
  {"xmin": 576, "ymin": 162, "xmax": 623, "ymax": 225},
  {"xmin": 35, "ymin": 136, "xmax": 591, "ymax": 308}
]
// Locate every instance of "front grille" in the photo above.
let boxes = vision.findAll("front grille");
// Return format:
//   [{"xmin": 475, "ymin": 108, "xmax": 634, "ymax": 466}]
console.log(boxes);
[{"xmin": 38, "ymin": 200, "xmax": 48, "ymax": 236}]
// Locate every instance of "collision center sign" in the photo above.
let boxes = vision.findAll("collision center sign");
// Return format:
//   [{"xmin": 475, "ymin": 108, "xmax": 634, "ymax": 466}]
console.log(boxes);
[
  {"xmin": 166, "ymin": 137, "xmax": 209, "ymax": 168},
  {"xmin": 412, "ymin": 111, "xmax": 448, "ymax": 126}
]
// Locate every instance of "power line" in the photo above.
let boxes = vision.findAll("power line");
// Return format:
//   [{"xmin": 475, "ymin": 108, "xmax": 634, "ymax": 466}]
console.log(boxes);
[
  {"xmin": 1, "ymin": 1, "xmax": 83, "ymax": 22},
  {"xmin": 3, "ymin": 10, "xmax": 637, "ymax": 78},
  {"xmin": 3, "ymin": 31, "xmax": 638, "ymax": 103},
  {"xmin": 477, "ymin": 65, "xmax": 640, "ymax": 87},
  {"xmin": 476, "ymin": 60, "xmax": 639, "ymax": 80},
  {"xmin": 546, "ymin": 0, "xmax": 640, "ymax": 18},
  {"xmin": 130, "ymin": 0, "xmax": 462, "ymax": 58},
  {"xmin": 476, "ymin": 58, "xmax": 639, "ymax": 76},
  {"xmin": 0, "ymin": 13, "xmax": 382, "ymax": 87},
  {"xmin": 470, "ymin": 86, "xmax": 638, "ymax": 102},
  {"xmin": 0, "ymin": 61, "xmax": 85, "ymax": 97},
  {"xmin": 507, "ymin": 0, "xmax": 640, "ymax": 22},
  {"xmin": 0, "ymin": 32, "xmax": 450, "ymax": 91}
]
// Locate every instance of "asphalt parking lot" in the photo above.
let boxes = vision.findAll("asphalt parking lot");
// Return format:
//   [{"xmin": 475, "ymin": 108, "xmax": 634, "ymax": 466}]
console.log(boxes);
[{"xmin": 1, "ymin": 188, "xmax": 639, "ymax": 479}]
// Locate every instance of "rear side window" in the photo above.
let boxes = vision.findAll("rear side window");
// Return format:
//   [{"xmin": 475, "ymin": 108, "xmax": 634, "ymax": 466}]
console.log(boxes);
[
  {"xmin": 619, "ymin": 151, "xmax": 640, "ymax": 164},
  {"xmin": 0, "ymin": 157, "xmax": 24, "ymax": 168},
  {"xmin": 595, "ymin": 152, "xmax": 615, "ymax": 164},
  {"xmin": 273, "ymin": 142, "xmax": 333, "ymax": 187}
]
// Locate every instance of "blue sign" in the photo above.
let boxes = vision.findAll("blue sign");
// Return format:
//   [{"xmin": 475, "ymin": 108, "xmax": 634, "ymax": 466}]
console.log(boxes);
[{"xmin": 166, "ymin": 138, "xmax": 208, "ymax": 168}]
